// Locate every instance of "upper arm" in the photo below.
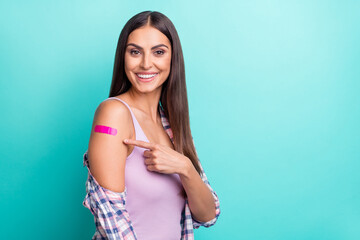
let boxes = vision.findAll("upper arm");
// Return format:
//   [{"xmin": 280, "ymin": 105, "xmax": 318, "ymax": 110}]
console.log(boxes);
[{"xmin": 87, "ymin": 99, "xmax": 133, "ymax": 193}]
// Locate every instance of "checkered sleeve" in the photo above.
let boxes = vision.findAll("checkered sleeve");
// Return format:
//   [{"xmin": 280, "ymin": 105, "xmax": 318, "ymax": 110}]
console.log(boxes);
[
  {"xmin": 82, "ymin": 152, "xmax": 138, "ymax": 240},
  {"xmin": 160, "ymin": 107, "xmax": 220, "ymax": 234},
  {"xmin": 191, "ymin": 139, "xmax": 221, "ymax": 229}
]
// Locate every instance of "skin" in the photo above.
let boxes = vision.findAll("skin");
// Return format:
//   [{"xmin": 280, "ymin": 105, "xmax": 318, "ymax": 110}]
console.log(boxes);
[{"xmin": 88, "ymin": 22, "xmax": 216, "ymax": 223}]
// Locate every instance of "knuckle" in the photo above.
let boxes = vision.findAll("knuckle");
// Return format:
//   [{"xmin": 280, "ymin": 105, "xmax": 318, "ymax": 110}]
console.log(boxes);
[{"xmin": 152, "ymin": 151, "xmax": 158, "ymax": 158}]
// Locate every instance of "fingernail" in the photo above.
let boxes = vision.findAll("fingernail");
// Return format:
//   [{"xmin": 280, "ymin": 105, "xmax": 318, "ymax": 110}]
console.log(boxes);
[{"xmin": 124, "ymin": 139, "xmax": 128, "ymax": 143}]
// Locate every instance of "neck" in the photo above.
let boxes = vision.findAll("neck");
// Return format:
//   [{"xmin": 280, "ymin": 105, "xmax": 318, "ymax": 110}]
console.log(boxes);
[{"xmin": 127, "ymin": 86, "xmax": 162, "ymax": 124}]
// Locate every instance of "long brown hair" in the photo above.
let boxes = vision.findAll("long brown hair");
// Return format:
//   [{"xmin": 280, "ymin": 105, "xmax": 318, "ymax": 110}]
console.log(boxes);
[{"xmin": 109, "ymin": 11, "xmax": 202, "ymax": 174}]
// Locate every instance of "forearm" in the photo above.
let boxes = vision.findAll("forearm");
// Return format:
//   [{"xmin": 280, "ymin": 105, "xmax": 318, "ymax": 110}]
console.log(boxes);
[{"xmin": 179, "ymin": 158, "xmax": 216, "ymax": 222}]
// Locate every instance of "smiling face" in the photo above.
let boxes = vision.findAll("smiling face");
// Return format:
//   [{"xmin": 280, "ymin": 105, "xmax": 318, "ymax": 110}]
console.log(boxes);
[{"xmin": 124, "ymin": 24, "xmax": 172, "ymax": 94}]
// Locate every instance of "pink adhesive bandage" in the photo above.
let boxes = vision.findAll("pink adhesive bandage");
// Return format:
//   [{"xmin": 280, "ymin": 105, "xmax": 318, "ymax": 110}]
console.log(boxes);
[{"xmin": 94, "ymin": 125, "xmax": 118, "ymax": 136}]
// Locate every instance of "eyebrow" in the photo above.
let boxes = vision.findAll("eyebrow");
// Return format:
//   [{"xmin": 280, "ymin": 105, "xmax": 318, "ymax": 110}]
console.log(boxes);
[{"xmin": 126, "ymin": 43, "xmax": 169, "ymax": 50}]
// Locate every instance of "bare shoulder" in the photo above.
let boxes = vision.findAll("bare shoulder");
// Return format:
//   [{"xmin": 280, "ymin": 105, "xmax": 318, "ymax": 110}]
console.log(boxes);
[
  {"xmin": 94, "ymin": 98, "xmax": 132, "ymax": 126},
  {"xmin": 87, "ymin": 98, "xmax": 134, "ymax": 193}
]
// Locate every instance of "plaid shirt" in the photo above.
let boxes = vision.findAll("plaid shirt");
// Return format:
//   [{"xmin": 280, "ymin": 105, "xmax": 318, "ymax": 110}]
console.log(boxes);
[{"xmin": 82, "ymin": 105, "xmax": 220, "ymax": 239}]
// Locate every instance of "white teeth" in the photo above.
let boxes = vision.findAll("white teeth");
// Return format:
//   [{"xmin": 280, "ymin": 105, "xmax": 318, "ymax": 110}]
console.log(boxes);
[{"xmin": 136, "ymin": 73, "xmax": 157, "ymax": 79}]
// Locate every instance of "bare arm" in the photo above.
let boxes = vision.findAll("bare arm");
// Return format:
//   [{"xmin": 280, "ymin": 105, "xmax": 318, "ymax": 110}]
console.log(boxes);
[
  {"xmin": 87, "ymin": 100, "xmax": 133, "ymax": 193},
  {"xmin": 122, "ymin": 138, "xmax": 218, "ymax": 223},
  {"xmin": 179, "ymin": 159, "xmax": 217, "ymax": 222}
]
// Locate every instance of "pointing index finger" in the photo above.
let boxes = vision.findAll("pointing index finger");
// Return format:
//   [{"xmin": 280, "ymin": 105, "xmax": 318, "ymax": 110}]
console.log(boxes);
[{"xmin": 123, "ymin": 139, "xmax": 155, "ymax": 150}]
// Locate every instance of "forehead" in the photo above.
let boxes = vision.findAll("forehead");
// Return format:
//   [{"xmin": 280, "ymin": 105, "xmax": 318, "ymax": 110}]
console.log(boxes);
[{"xmin": 127, "ymin": 25, "xmax": 171, "ymax": 47}]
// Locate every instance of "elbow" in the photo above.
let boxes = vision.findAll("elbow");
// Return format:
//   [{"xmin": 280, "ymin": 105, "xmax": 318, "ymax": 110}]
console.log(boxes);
[{"xmin": 192, "ymin": 197, "xmax": 221, "ymax": 228}]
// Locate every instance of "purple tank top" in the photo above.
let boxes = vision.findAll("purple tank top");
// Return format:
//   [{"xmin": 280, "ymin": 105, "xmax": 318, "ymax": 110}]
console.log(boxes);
[{"xmin": 106, "ymin": 97, "xmax": 185, "ymax": 239}]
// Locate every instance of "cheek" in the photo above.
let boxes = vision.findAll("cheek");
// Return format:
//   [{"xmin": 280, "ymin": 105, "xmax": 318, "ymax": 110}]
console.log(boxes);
[
  {"xmin": 158, "ymin": 56, "xmax": 172, "ymax": 71},
  {"xmin": 124, "ymin": 54, "xmax": 139, "ymax": 71}
]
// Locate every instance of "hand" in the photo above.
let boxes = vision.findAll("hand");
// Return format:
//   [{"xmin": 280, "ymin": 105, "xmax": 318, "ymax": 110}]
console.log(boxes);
[{"xmin": 123, "ymin": 139, "xmax": 191, "ymax": 176}]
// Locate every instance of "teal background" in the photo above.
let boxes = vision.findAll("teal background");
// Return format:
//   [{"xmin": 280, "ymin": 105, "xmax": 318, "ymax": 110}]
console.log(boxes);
[{"xmin": 1, "ymin": 0, "xmax": 359, "ymax": 239}]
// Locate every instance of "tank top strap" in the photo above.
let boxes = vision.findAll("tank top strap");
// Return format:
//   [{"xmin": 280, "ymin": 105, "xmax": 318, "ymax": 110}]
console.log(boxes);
[{"xmin": 104, "ymin": 97, "xmax": 145, "ymax": 141}]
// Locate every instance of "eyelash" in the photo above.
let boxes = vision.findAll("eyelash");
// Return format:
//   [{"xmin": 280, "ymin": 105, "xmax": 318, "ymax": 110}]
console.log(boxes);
[
  {"xmin": 155, "ymin": 50, "xmax": 164, "ymax": 55},
  {"xmin": 130, "ymin": 50, "xmax": 140, "ymax": 55},
  {"xmin": 129, "ymin": 49, "xmax": 165, "ymax": 55}
]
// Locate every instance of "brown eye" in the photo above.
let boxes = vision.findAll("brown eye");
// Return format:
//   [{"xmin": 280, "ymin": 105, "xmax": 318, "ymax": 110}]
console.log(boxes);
[
  {"xmin": 130, "ymin": 49, "xmax": 140, "ymax": 55},
  {"xmin": 155, "ymin": 50, "xmax": 164, "ymax": 55}
]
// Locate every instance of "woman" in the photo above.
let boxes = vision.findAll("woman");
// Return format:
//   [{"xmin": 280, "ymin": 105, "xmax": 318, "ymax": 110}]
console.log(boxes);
[{"xmin": 82, "ymin": 11, "xmax": 220, "ymax": 239}]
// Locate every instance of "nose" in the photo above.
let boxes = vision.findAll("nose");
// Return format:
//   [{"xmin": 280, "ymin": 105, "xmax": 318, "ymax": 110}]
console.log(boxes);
[{"xmin": 140, "ymin": 52, "xmax": 152, "ymax": 69}]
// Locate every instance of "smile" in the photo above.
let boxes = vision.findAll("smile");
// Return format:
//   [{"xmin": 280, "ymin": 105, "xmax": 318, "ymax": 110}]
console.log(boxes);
[{"xmin": 136, "ymin": 73, "xmax": 158, "ymax": 82}]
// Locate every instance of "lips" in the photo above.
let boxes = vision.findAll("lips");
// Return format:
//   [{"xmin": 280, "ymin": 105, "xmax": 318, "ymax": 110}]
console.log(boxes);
[{"xmin": 135, "ymin": 73, "xmax": 158, "ymax": 82}]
